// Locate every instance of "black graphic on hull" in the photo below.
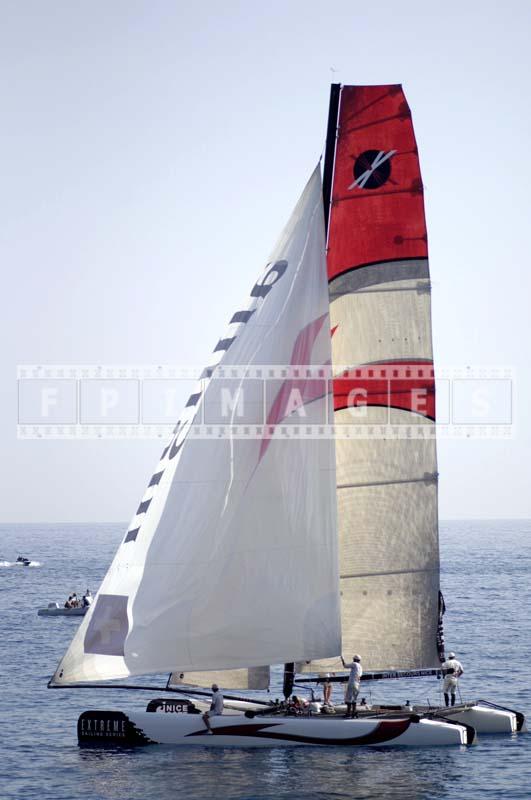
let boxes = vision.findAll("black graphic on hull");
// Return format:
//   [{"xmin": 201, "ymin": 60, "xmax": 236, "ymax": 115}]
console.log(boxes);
[
  {"xmin": 186, "ymin": 718, "xmax": 411, "ymax": 745},
  {"xmin": 78, "ymin": 711, "xmax": 154, "ymax": 746}
]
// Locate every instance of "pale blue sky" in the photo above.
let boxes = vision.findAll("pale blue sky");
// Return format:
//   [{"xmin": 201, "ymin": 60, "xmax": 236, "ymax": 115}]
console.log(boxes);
[{"xmin": 1, "ymin": 0, "xmax": 530, "ymax": 522}]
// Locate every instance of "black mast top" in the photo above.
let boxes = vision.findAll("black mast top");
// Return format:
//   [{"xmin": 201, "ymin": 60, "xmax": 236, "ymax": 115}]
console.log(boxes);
[{"xmin": 322, "ymin": 83, "xmax": 341, "ymax": 238}]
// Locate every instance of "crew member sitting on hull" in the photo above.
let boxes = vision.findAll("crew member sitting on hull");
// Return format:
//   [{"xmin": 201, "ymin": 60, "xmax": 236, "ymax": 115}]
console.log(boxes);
[
  {"xmin": 82, "ymin": 589, "xmax": 93, "ymax": 607},
  {"xmin": 442, "ymin": 651, "xmax": 464, "ymax": 707},
  {"xmin": 202, "ymin": 684, "xmax": 224, "ymax": 734},
  {"xmin": 341, "ymin": 654, "xmax": 363, "ymax": 718}
]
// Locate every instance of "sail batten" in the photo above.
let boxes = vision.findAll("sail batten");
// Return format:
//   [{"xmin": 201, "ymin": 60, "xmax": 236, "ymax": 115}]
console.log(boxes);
[
  {"xmin": 338, "ymin": 474, "xmax": 437, "ymax": 491},
  {"xmin": 340, "ymin": 567, "xmax": 438, "ymax": 580}
]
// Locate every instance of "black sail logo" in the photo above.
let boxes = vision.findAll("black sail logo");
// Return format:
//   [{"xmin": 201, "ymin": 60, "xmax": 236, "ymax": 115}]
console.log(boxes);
[{"xmin": 349, "ymin": 149, "xmax": 396, "ymax": 190}]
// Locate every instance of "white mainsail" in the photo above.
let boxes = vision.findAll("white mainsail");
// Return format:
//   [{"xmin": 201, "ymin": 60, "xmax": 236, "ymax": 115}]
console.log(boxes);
[
  {"xmin": 301, "ymin": 84, "xmax": 442, "ymax": 674},
  {"xmin": 52, "ymin": 166, "xmax": 341, "ymax": 685}
]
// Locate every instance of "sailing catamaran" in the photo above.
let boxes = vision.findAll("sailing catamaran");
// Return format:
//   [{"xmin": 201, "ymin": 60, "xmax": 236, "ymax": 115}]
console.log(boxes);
[{"xmin": 49, "ymin": 84, "xmax": 525, "ymax": 746}]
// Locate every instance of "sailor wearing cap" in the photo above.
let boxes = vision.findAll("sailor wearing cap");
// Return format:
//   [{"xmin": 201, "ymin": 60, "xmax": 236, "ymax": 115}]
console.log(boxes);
[
  {"xmin": 441, "ymin": 652, "xmax": 464, "ymax": 707},
  {"xmin": 202, "ymin": 683, "xmax": 224, "ymax": 734},
  {"xmin": 341, "ymin": 654, "xmax": 363, "ymax": 718}
]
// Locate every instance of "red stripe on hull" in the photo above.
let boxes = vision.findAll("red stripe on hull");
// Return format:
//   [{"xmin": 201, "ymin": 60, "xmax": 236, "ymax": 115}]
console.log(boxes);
[{"xmin": 187, "ymin": 718, "xmax": 412, "ymax": 745}]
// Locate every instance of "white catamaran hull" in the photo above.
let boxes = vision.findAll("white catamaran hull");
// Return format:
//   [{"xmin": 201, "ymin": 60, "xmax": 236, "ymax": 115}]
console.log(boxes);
[
  {"xmin": 78, "ymin": 710, "xmax": 473, "ymax": 747},
  {"xmin": 425, "ymin": 703, "xmax": 526, "ymax": 734},
  {"xmin": 334, "ymin": 702, "xmax": 525, "ymax": 735}
]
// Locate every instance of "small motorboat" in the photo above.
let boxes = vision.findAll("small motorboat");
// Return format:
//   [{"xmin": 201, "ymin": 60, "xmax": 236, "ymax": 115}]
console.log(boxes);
[
  {"xmin": 15, "ymin": 556, "xmax": 41, "ymax": 567},
  {"xmin": 38, "ymin": 603, "xmax": 88, "ymax": 617}
]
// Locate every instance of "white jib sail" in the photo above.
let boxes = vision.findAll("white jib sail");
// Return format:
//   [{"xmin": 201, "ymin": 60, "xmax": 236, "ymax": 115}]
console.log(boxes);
[{"xmin": 52, "ymin": 166, "xmax": 341, "ymax": 684}]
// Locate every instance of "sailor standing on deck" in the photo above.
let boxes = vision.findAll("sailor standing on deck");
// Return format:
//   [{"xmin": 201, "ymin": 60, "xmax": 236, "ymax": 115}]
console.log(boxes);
[
  {"xmin": 341, "ymin": 654, "xmax": 362, "ymax": 718},
  {"xmin": 442, "ymin": 652, "xmax": 464, "ymax": 707},
  {"xmin": 320, "ymin": 673, "xmax": 333, "ymax": 706},
  {"xmin": 202, "ymin": 684, "xmax": 224, "ymax": 734}
]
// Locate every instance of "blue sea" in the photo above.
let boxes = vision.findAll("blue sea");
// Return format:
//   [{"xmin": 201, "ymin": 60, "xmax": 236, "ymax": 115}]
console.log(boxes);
[{"xmin": 0, "ymin": 520, "xmax": 530, "ymax": 800}]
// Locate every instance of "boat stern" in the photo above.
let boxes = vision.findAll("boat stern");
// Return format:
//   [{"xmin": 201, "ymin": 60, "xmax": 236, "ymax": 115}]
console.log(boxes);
[{"xmin": 78, "ymin": 710, "xmax": 156, "ymax": 746}]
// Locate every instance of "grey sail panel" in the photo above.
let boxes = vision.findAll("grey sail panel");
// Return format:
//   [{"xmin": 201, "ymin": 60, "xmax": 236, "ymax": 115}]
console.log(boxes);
[
  {"xmin": 305, "ymin": 436, "xmax": 440, "ymax": 672},
  {"xmin": 168, "ymin": 666, "xmax": 270, "ymax": 691}
]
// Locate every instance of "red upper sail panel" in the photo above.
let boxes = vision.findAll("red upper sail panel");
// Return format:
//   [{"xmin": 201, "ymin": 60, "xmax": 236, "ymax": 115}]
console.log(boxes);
[{"xmin": 327, "ymin": 84, "xmax": 428, "ymax": 281}]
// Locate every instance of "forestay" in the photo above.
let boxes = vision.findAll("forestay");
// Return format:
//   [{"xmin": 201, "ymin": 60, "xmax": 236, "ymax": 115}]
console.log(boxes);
[
  {"xmin": 302, "ymin": 85, "xmax": 442, "ymax": 674},
  {"xmin": 52, "ymin": 166, "xmax": 341, "ymax": 684}
]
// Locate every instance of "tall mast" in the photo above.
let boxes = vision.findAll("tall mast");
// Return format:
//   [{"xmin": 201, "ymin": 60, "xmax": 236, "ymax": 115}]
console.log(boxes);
[
  {"xmin": 281, "ymin": 85, "xmax": 342, "ymax": 701},
  {"xmin": 322, "ymin": 83, "xmax": 341, "ymax": 237},
  {"xmin": 282, "ymin": 662, "xmax": 295, "ymax": 700}
]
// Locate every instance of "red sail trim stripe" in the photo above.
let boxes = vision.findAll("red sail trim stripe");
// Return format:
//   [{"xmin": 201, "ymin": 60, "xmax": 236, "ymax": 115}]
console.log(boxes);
[
  {"xmin": 327, "ymin": 85, "xmax": 428, "ymax": 282},
  {"xmin": 333, "ymin": 360, "xmax": 435, "ymax": 421}
]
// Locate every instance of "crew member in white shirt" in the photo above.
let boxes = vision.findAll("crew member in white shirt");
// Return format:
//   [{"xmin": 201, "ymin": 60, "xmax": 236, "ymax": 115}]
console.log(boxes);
[
  {"xmin": 341, "ymin": 654, "xmax": 363, "ymax": 718},
  {"xmin": 442, "ymin": 651, "xmax": 464, "ymax": 707},
  {"xmin": 202, "ymin": 684, "xmax": 224, "ymax": 733}
]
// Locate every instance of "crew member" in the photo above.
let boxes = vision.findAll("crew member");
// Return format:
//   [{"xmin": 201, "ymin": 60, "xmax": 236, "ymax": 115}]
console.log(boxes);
[
  {"xmin": 202, "ymin": 683, "xmax": 224, "ymax": 734},
  {"xmin": 320, "ymin": 673, "xmax": 332, "ymax": 706},
  {"xmin": 442, "ymin": 651, "xmax": 464, "ymax": 707},
  {"xmin": 290, "ymin": 695, "xmax": 308, "ymax": 712},
  {"xmin": 341, "ymin": 654, "xmax": 363, "ymax": 718}
]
